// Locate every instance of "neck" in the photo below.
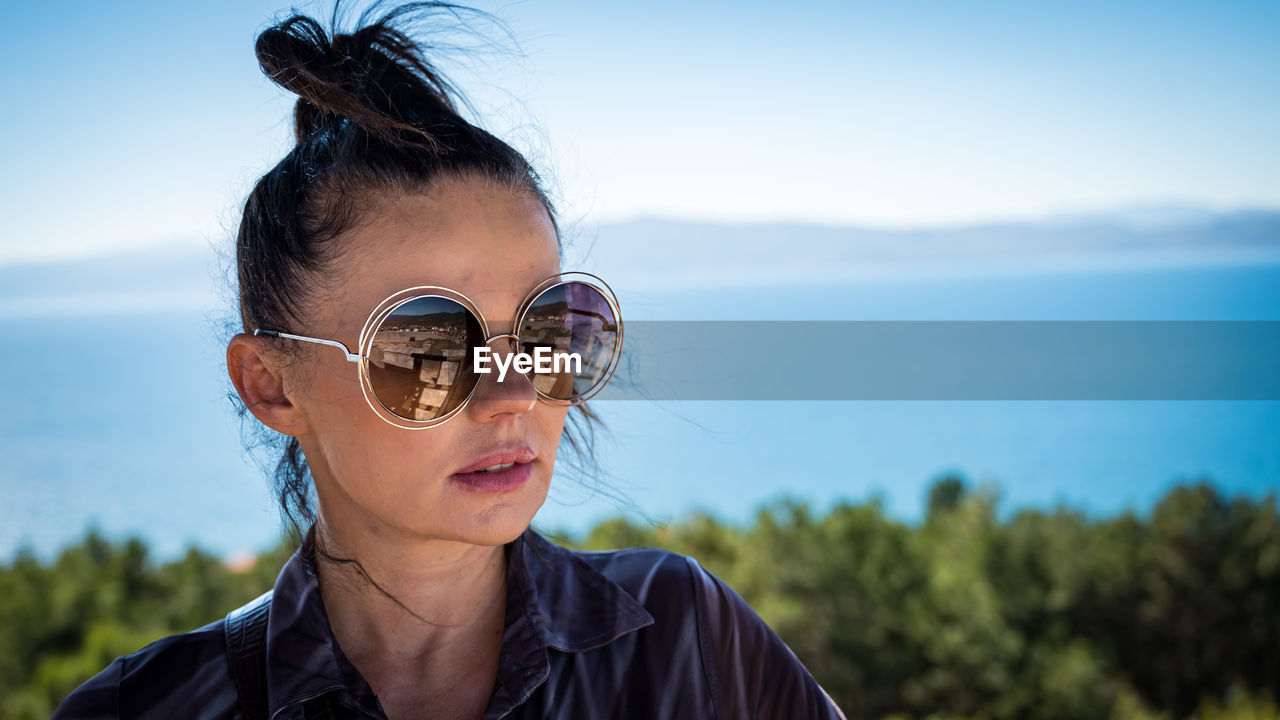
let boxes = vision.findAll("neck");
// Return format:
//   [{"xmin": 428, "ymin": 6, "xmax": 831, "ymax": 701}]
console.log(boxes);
[{"xmin": 311, "ymin": 514, "xmax": 509, "ymax": 665}]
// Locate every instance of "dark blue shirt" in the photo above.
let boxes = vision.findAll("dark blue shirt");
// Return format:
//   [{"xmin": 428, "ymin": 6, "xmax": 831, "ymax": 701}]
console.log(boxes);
[{"xmin": 53, "ymin": 524, "xmax": 846, "ymax": 719}]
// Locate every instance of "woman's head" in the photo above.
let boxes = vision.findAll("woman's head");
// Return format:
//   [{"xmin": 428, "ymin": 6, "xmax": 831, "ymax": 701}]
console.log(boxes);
[{"xmin": 224, "ymin": 0, "xmax": 602, "ymax": 548}]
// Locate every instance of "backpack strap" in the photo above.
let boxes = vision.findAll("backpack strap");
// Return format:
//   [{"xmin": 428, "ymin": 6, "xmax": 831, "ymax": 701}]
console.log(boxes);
[{"xmin": 224, "ymin": 589, "xmax": 274, "ymax": 720}]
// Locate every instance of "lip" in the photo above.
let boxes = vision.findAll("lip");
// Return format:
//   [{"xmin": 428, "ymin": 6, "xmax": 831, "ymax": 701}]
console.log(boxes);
[
  {"xmin": 448, "ymin": 446, "xmax": 537, "ymax": 493},
  {"xmin": 452, "ymin": 446, "xmax": 537, "ymax": 475}
]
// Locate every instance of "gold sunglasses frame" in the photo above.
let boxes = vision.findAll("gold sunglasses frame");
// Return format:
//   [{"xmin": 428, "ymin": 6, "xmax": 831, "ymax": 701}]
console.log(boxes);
[{"xmin": 253, "ymin": 271, "xmax": 623, "ymax": 430}]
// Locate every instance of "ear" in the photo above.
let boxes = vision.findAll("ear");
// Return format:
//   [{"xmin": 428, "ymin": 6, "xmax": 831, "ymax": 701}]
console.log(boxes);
[{"xmin": 226, "ymin": 333, "xmax": 311, "ymax": 437}]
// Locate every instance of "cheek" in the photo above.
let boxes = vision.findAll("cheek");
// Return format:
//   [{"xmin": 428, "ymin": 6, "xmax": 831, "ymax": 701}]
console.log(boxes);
[
  {"xmin": 298, "ymin": 364, "xmax": 451, "ymax": 495},
  {"xmin": 535, "ymin": 404, "xmax": 574, "ymax": 476},
  {"xmin": 538, "ymin": 403, "xmax": 572, "ymax": 446},
  {"xmin": 317, "ymin": 416, "xmax": 460, "ymax": 515}
]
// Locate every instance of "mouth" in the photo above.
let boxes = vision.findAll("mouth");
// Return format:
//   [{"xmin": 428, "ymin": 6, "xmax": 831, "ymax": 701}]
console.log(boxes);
[
  {"xmin": 449, "ymin": 446, "xmax": 536, "ymax": 492},
  {"xmin": 452, "ymin": 446, "xmax": 537, "ymax": 475}
]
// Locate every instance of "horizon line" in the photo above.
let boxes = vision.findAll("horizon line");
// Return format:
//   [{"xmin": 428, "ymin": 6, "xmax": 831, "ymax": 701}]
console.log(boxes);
[{"xmin": 3, "ymin": 201, "xmax": 1280, "ymax": 269}]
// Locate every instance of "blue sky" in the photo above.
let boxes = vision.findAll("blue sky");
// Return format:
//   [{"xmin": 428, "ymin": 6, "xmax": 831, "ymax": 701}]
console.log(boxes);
[{"xmin": 1, "ymin": 0, "xmax": 1277, "ymax": 263}]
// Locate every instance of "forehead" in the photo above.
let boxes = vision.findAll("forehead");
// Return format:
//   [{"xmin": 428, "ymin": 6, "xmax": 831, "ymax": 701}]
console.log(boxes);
[{"xmin": 327, "ymin": 177, "xmax": 561, "ymax": 331}]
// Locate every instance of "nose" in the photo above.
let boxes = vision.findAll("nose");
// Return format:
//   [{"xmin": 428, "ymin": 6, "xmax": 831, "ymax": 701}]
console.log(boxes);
[{"xmin": 465, "ymin": 332, "xmax": 538, "ymax": 422}]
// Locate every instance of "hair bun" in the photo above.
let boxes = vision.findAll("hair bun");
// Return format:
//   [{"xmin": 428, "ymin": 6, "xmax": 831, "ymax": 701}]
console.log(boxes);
[{"xmin": 255, "ymin": 8, "xmax": 458, "ymax": 147}]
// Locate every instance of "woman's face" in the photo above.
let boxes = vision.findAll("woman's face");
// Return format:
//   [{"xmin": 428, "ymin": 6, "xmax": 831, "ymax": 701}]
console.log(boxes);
[{"xmin": 286, "ymin": 175, "xmax": 569, "ymax": 548}]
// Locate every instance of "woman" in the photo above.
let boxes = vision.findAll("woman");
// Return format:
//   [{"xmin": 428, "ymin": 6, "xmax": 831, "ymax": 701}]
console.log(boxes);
[{"xmin": 53, "ymin": 2, "xmax": 845, "ymax": 718}]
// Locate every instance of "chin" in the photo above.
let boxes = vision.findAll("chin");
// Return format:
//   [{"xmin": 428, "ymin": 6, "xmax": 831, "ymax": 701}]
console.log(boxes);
[
  {"xmin": 451, "ymin": 511, "xmax": 537, "ymax": 547},
  {"xmin": 447, "ymin": 480, "xmax": 548, "ymax": 547}
]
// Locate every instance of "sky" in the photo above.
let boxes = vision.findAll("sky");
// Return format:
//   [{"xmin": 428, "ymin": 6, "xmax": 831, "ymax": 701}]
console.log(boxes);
[{"xmin": 1, "ymin": 0, "xmax": 1277, "ymax": 264}]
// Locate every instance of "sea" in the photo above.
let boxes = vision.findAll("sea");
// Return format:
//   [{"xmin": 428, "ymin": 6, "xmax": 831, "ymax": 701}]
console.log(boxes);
[{"xmin": 3, "ymin": 260, "xmax": 1278, "ymax": 563}]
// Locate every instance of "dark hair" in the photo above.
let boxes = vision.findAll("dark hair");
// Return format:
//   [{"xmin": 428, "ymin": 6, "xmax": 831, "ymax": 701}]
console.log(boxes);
[{"xmin": 216, "ymin": 0, "xmax": 610, "ymax": 610}]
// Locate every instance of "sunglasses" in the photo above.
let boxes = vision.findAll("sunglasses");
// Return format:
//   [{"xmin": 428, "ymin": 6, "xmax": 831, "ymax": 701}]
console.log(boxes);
[{"xmin": 253, "ymin": 272, "xmax": 622, "ymax": 429}]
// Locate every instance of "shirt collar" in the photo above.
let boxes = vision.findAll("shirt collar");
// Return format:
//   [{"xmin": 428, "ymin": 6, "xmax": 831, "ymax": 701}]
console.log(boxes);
[{"xmin": 264, "ymin": 523, "xmax": 655, "ymax": 719}]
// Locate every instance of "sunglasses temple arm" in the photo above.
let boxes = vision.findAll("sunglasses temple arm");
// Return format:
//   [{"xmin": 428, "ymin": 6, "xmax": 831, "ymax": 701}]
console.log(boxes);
[{"xmin": 253, "ymin": 329, "xmax": 361, "ymax": 363}]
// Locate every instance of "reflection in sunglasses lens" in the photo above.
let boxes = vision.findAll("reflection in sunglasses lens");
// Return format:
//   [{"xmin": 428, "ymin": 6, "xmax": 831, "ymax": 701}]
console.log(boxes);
[
  {"xmin": 367, "ymin": 296, "xmax": 483, "ymax": 421},
  {"xmin": 518, "ymin": 282, "xmax": 619, "ymax": 400}
]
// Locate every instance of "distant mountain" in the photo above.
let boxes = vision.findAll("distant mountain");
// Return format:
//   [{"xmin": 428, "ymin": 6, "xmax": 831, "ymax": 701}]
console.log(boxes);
[
  {"xmin": 3, "ymin": 208, "xmax": 1278, "ymax": 315},
  {"xmin": 566, "ymin": 208, "xmax": 1280, "ymax": 287},
  {"xmin": 0, "ymin": 244, "xmax": 228, "ymax": 317}
]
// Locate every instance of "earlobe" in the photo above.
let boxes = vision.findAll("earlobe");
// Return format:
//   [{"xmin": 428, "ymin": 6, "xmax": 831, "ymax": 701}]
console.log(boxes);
[{"xmin": 226, "ymin": 333, "xmax": 310, "ymax": 437}]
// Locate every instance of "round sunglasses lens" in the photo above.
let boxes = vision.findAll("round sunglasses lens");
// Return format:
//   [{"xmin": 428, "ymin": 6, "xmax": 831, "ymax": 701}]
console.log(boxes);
[
  {"xmin": 366, "ymin": 296, "xmax": 484, "ymax": 421},
  {"xmin": 518, "ymin": 282, "xmax": 620, "ymax": 400}
]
